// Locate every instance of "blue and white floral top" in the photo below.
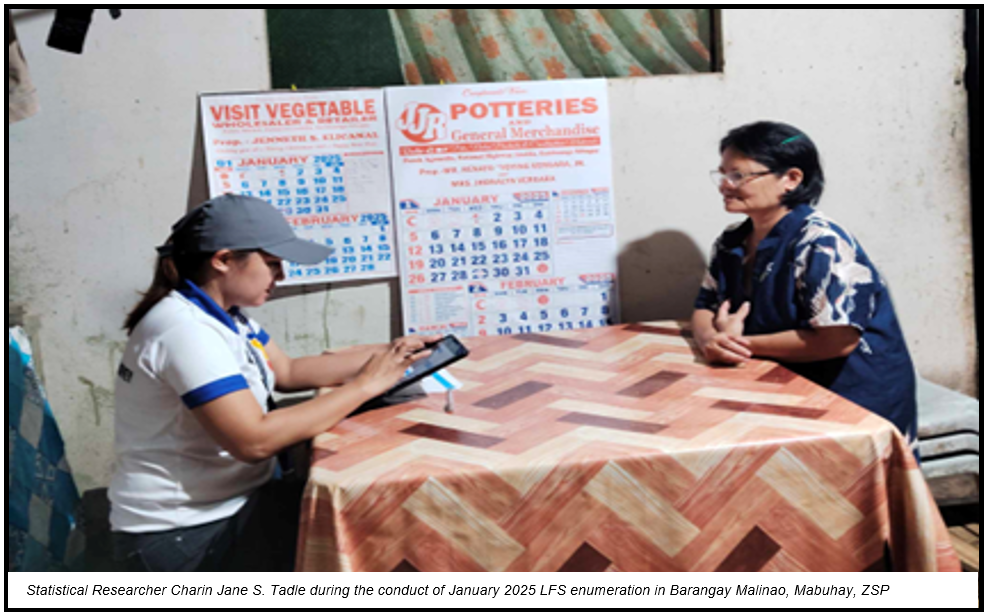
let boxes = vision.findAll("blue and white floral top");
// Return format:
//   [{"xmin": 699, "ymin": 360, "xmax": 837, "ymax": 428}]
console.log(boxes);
[{"xmin": 695, "ymin": 204, "xmax": 917, "ymax": 443}]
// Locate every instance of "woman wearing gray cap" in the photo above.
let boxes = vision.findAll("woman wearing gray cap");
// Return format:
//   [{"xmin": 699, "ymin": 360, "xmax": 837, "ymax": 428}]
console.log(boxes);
[{"xmin": 109, "ymin": 194, "xmax": 439, "ymax": 572}]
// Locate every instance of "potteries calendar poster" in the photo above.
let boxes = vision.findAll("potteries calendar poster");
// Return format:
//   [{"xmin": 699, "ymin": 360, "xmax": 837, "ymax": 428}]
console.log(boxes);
[
  {"xmin": 200, "ymin": 90, "xmax": 397, "ymax": 285},
  {"xmin": 387, "ymin": 79, "xmax": 619, "ymax": 337}
]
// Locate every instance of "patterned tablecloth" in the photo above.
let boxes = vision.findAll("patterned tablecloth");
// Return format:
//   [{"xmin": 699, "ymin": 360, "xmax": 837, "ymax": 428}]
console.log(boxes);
[{"xmin": 296, "ymin": 323, "xmax": 960, "ymax": 572}]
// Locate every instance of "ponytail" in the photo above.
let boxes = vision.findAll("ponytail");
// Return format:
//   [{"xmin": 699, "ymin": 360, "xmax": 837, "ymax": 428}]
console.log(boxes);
[{"xmin": 124, "ymin": 248, "xmax": 212, "ymax": 334}]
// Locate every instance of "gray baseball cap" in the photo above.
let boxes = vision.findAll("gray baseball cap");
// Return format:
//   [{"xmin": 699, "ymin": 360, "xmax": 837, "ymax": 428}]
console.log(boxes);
[{"xmin": 158, "ymin": 194, "xmax": 331, "ymax": 265}]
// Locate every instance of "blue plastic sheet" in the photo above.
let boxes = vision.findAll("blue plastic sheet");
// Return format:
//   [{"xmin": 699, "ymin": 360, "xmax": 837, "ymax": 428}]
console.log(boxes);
[{"xmin": 8, "ymin": 328, "xmax": 84, "ymax": 571}]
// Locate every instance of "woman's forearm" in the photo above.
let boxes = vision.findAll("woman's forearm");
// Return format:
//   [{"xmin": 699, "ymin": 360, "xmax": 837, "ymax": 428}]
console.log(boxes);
[
  {"xmin": 746, "ymin": 326, "xmax": 861, "ymax": 363},
  {"xmin": 278, "ymin": 343, "xmax": 388, "ymax": 392},
  {"xmin": 193, "ymin": 381, "xmax": 375, "ymax": 463},
  {"xmin": 273, "ymin": 334, "xmax": 440, "ymax": 393},
  {"xmin": 197, "ymin": 338, "xmax": 437, "ymax": 463},
  {"xmin": 251, "ymin": 381, "xmax": 374, "ymax": 459},
  {"xmin": 691, "ymin": 309, "xmax": 718, "ymax": 347}
]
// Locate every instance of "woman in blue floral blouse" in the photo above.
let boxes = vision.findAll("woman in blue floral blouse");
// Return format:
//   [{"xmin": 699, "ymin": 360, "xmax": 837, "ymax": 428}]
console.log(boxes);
[{"xmin": 692, "ymin": 121, "xmax": 918, "ymax": 444}]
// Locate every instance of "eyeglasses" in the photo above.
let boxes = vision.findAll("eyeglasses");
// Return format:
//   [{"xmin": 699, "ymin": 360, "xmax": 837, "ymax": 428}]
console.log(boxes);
[{"xmin": 709, "ymin": 169, "xmax": 774, "ymax": 188}]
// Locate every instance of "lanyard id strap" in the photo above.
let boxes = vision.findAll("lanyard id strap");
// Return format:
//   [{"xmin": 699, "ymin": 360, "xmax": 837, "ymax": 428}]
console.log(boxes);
[{"xmin": 234, "ymin": 313, "xmax": 274, "ymax": 401}]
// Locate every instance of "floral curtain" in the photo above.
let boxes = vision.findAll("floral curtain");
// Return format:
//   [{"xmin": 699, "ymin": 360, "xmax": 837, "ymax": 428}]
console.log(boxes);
[{"xmin": 389, "ymin": 8, "xmax": 712, "ymax": 85}]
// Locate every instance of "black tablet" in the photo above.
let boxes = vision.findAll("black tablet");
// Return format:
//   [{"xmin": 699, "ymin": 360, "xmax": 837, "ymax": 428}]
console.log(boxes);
[{"xmin": 385, "ymin": 334, "xmax": 469, "ymax": 396}]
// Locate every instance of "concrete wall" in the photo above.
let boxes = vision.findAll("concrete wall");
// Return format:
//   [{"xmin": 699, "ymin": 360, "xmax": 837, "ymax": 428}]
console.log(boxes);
[{"xmin": 8, "ymin": 9, "xmax": 975, "ymax": 491}]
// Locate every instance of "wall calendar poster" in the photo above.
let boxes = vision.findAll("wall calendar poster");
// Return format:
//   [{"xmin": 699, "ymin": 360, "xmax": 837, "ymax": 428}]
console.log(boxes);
[
  {"xmin": 200, "ymin": 90, "xmax": 397, "ymax": 285},
  {"xmin": 387, "ymin": 78, "xmax": 619, "ymax": 337}
]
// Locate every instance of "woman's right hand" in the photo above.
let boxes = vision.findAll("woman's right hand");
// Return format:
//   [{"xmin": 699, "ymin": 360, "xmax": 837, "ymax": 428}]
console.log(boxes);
[
  {"xmin": 352, "ymin": 338, "xmax": 434, "ymax": 398},
  {"xmin": 699, "ymin": 331, "xmax": 753, "ymax": 366}
]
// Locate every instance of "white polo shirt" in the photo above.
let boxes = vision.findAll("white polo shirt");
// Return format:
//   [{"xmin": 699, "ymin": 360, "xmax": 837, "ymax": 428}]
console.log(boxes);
[{"xmin": 109, "ymin": 281, "xmax": 277, "ymax": 532}]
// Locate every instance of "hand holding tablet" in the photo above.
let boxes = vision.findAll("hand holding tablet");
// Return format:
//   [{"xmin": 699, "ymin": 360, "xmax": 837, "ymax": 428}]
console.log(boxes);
[{"xmin": 385, "ymin": 335, "xmax": 470, "ymax": 397}]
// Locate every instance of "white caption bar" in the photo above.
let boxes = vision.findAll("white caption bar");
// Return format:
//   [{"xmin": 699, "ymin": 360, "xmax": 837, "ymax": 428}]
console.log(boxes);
[{"xmin": 8, "ymin": 572, "xmax": 979, "ymax": 610}]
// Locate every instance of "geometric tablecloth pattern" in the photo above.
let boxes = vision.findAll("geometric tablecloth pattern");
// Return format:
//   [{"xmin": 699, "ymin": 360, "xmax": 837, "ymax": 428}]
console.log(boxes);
[{"xmin": 297, "ymin": 323, "xmax": 960, "ymax": 572}]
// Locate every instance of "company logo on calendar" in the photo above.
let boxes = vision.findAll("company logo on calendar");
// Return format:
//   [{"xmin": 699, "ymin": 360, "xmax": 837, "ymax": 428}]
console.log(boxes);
[{"xmin": 396, "ymin": 102, "xmax": 447, "ymax": 144}]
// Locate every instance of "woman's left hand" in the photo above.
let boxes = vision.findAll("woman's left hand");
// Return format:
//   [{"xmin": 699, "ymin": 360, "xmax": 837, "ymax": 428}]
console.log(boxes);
[{"xmin": 714, "ymin": 300, "xmax": 750, "ymax": 337}]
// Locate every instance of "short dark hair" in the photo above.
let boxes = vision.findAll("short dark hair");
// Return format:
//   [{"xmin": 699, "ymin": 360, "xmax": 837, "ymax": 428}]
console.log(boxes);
[{"xmin": 720, "ymin": 121, "xmax": 825, "ymax": 207}]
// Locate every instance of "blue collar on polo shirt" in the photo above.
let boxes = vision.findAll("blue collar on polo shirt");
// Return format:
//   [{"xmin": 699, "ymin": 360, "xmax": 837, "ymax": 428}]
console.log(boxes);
[
  {"xmin": 177, "ymin": 280, "xmax": 239, "ymax": 334},
  {"xmin": 719, "ymin": 203, "xmax": 815, "ymax": 257},
  {"xmin": 760, "ymin": 203, "xmax": 814, "ymax": 250}
]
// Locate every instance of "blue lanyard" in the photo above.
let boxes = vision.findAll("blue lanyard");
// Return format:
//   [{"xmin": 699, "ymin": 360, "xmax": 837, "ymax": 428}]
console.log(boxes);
[{"xmin": 234, "ymin": 313, "xmax": 274, "ymax": 402}]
